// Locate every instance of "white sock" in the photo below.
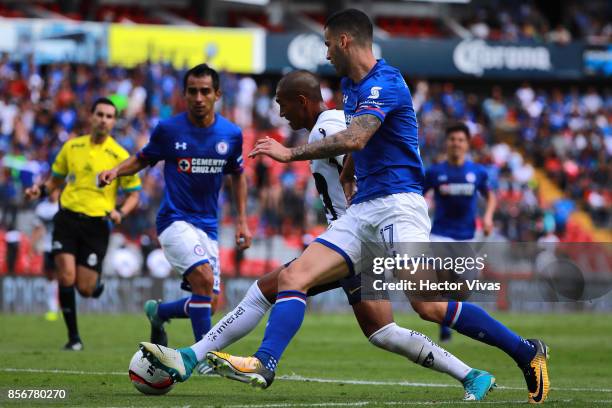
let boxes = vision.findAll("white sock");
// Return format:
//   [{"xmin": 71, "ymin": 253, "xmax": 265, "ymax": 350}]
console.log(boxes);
[
  {"xmin": 190, "ymin": 281, "xmax": 272, "ymax": 361},
  {"xmin": 369, "ymin": 323, "xmax": 472, "ymax": 382},
  {"xmin": 46, "ymin": 280, "xmax": 58, "ymax": 313}
]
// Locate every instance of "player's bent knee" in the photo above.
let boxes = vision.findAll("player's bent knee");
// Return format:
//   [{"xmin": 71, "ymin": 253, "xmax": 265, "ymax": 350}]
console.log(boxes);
[
  {"xmin": 56, "ymin": 265, "xmax": 76, "ymax": 286},
  {"xmin": 186, "ymin": 264, "xmax": 214, "ymax": 294},
  {"xmin": 278, "ymin": 264, "xmax": 309, "ymax": 291},
  {"xmin": 76, "ymin": 282, "xmax": 95, "ymax": 297},
  {"xmin": 58, "ymin": 274, "xmax": 75, "ymax": 287},
  {"xmin": 411, "ymin": 301, "xmax": 445, "ymax": 323}
]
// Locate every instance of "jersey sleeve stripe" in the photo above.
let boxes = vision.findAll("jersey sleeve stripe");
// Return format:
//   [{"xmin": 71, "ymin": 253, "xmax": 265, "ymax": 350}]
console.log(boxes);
[
  {"xmin": 355, "ymin": 106, "xmax": 386, "ymax": 117},
  {"xmin": 51, "ymin": 170, "xmax": 66, "ymax": 178},
  {"xmin": 122, "ymin": 185, "xmax": 142, "ymax": 192}
]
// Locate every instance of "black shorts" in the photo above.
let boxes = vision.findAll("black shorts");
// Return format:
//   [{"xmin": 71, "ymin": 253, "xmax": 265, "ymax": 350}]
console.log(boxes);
[{"xmin": 51, "ymin": 209, "xmax": 110, "ymax": 274}]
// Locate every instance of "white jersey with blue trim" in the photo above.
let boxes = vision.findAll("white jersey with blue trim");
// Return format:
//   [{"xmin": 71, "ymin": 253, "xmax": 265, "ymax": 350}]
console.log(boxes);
[{"xmin": 308, "ymin": 110, "xmax": 348, "ymax": 224}]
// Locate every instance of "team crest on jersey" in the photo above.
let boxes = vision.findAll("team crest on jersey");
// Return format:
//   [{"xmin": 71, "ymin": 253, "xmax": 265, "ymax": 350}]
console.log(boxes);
[
  {"xmin": 194, "ymin": 244, "xmax": 205, "ymax": 256},
  {"xmin": 215, "ymin": 141, "xmax": 229, "ymax": 155},
  {"xmin": 368, "ymin": 86, "xmax": 383, "ymax": 99},
  {"xmin": 178, "ymin": 158, "xmax": 191, "ymax": 172},
  {"xmin": 177, "ymin": 157, "xmax": 227, "ymax": 174},
  {"xmin": 466, "ymin": 172, "xmax": 476, "ymax": 183}
]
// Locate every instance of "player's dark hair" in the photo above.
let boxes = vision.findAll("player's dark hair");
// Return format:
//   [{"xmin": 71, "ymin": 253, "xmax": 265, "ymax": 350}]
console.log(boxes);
[
  {"xmin": 91, "ymin": 97, "xmax": 117, "ymax": 117},
  {"xmin": 445, "ymin": 123, "xmax": 471, "ymax": 140},
  {"xmin": 324, "ymin": 8, "xmax": 373, "ymax": 45},
  {"xmin": 183, "ymin": 63, "xmax": 220, "ymax": 92}
]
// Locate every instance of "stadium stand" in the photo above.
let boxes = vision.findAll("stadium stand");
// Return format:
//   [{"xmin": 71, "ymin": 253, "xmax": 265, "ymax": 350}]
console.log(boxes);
[{"xmin": 0, "ymin": 0, "xmax": 609, "ymax": 278}]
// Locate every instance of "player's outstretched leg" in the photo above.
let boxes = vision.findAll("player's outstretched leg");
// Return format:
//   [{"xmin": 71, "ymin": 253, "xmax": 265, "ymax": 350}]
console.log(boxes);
[
  {"xmin": 207, "ymin": 288, "xmax": 307, "ymax": 389},
  {"xmin": 442, "ymin": 302, "xmax": 550, "ymax": 404},
  {"xmin": 193, "ymin": 279, "xmax": 273, "ymax": 374},
  {"xmin": 368, "ymin": 322, "xmax": 496, "ymax": 400},
  {"xmin": 414, "ymin": 300, "xmax": 550, "ymax": 403},
  {"xmin": 141, "ymin": 277, "xmax": 275, "ymax": 381},
  {"xmin": 207, "ymin": 243, "xmax": 345, "ymax": 389},
  {"xmin": 350, "ymin": 296, "xmax": 495, "ymax": 401}
]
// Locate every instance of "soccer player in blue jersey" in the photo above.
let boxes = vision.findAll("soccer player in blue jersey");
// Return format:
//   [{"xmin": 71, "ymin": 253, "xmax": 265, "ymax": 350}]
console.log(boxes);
[
  {"xmin": 99, "ymin": 64, "xmax": 251, "ymax": 345},
  {"xmin": 204, "ymin": 10, "xmax": 547, "ymax": 403},
  {"xmin": 424, "ymin": 123, "xmax": 496, "ymax": 342},
  {"xmin": 149, "ymin": 11, "xmax": 547, "ymax": 404}
]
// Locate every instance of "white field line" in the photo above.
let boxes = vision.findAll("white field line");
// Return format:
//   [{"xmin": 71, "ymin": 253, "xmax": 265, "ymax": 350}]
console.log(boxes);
[
  {"xmin": 85, "ymin": 401, "xmax": 612, "ymax": 408},
  {"xmin": 2, "ymin": 368, "xmax": 612, "ymax": 393}
]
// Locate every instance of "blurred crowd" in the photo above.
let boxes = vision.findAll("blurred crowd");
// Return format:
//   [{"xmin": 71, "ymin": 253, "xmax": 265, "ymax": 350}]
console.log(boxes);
[
  {"xmin": 463, "ymin": 0, "xmax": 611, "ymax": 44},
  {"xmin": 414, "ymin": 80, "xmax": 611, "ymax": 235},
  {"xmin": 0, "ymin": 56, "xmax": 610, "ymax": 276}
]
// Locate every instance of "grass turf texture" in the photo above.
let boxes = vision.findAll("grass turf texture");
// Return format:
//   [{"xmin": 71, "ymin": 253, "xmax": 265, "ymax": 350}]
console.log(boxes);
[{"xmin": 0, "ymin": 312, "xmax": 611, "ymax": 407}]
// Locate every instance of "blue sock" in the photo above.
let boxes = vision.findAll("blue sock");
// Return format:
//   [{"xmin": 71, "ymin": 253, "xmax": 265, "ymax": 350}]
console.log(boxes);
[
  {"xmin": 188, "ymin": 294, "xmax": 212, "ymax": 342},
  {"xmin": 440, "ymin": 324, "xmax": 452, "ymax": 340},
  {"xmin": 254, "ymin": 290, "xmax": 307, "ymax": 371},
  {"xmin": 444, "ymin": 301, "xmax": 536, "ymax": 367},
  {"xmin": 157, "ymin": 296, "xmax": 190, "ymax": 320}
]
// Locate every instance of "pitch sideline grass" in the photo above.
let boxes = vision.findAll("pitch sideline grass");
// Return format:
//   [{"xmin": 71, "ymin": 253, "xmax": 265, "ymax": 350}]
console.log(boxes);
[{"xmin": 0, "ymin": 312, "xmax": 611, "ymax": 407}]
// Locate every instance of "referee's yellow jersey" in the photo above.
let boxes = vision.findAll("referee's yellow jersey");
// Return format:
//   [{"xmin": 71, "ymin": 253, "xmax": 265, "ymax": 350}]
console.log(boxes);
[{"xmin": 51, "ymin": 135, "xmax": 142, "ymax": 217}]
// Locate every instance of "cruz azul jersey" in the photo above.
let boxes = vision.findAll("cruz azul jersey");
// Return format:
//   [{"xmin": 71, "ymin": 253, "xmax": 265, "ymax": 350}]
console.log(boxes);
[
  {"xmin": 137, "ymin": 112, "xmax": 243, "ymax": 239},
  {"xmin": 425, "ymin": 160, "xmax": 489, "ymax": 240},
  {"xmin": 309, "ymin": 110, "xmax": 348, "ymax": 223},
  {"xmin": 341, "ymin": 59, "xmax": 424, "ymax": 205}
]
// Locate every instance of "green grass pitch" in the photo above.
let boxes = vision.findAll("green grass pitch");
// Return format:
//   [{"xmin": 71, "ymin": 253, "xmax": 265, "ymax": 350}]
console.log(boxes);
[{"xmin": 1, "ymin": 312, "xmax": 611, "ymax": 407}]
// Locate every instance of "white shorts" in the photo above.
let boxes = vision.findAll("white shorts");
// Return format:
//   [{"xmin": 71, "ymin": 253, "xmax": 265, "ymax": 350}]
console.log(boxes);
[
  {"xmin": 158, "ymin": 220, "xmax": 221, "ymax": 294},
  {"xmin": 316, "ymin": 192, "xmax": 431, "ymax": 275}
]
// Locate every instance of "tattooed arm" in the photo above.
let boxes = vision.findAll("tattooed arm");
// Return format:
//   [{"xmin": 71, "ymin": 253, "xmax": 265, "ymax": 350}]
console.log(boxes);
[{"xmin": 248, "ymin": 114, "xmax": 381, "ymax": 163}]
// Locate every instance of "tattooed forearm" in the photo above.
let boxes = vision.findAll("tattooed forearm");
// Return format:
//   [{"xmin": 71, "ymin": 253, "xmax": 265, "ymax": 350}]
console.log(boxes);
[{"xmin": 289, "ymin": 114, "xmax": 381, "ymax": 161}]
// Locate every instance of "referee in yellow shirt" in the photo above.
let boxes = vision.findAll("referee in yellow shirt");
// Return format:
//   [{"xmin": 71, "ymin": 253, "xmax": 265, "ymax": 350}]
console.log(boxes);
[{"xmin": 25, "ymin": 97, "xmax": 141, "ymax": 350}]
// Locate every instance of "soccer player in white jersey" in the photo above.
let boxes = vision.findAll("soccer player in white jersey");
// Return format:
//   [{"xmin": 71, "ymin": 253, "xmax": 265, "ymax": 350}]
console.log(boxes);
[{"xmin": 139, "ymin": 70, "xmax": 497, "ymax": 401}]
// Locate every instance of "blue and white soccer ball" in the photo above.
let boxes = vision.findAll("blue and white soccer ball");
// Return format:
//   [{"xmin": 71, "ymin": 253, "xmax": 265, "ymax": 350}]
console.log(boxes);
[{"xmin": 128, "ymin": 349, "xmax": 175, "ymax": 395}]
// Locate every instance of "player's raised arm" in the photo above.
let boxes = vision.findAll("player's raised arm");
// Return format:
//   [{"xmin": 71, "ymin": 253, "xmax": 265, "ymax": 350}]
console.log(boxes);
[{"xmin": 249, "ymin": 113, "xmax": 381, "ymax": 163}]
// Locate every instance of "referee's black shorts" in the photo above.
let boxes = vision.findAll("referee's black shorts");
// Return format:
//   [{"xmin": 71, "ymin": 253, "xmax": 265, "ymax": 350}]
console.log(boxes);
[{"xmin": 51, "ymin": 209, "xmax": 110, "ymax": 274}]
